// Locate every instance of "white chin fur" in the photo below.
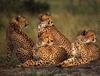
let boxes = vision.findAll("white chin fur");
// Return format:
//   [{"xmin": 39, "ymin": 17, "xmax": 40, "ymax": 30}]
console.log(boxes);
[
  {"xmin": 38, "ymin": 21, "xmax": 53, "ymax": 29},
  {"xmin": 86, "ymin": 39, "xmax": 91, "ymax": 43},
  {"xmin": 38, "ymin": 21, "xmax": 48, "ymax": 28}
]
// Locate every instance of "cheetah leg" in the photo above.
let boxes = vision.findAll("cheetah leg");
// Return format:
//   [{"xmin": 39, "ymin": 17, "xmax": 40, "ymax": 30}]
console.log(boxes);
[
  {"xmin": 17, "ymin": 60, "xmax": 45, "ymax": 68},
  {"xmin": 17, "ymin": 59, "xmax": 36, "ymax": 68},
  {"xmin": 6, "ymin": 48, "xmax": 12, "ymax": 61},
  {"xmin": 17, "ymin": 59, "xmax": 50, "ymax": 68},
  {"xmin": 58, "ymin": 57, "xmax": 90, "ymax": 67},
  {"xmin": 6, "ymin": 44, "xmax": 14, "ymax": 63}
]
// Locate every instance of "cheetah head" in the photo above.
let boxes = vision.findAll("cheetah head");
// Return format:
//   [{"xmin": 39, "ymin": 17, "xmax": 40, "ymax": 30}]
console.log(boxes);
[
  {"xmin": 10, "ymin": 15, "xmax": 29, "ymax": 28},
  {"xmin": 80, "ymin": 30, "xmax": 96, "ymax": 43},
  {"xmin": 38, "ymin": 13, "xmax": 54, "ymax": 28}
]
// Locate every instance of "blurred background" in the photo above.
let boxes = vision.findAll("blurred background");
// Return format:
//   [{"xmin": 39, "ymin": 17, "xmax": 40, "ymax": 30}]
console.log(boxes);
[{"xmin": 0, "ymin": 0, "xmax": 100, "ymax": 65}]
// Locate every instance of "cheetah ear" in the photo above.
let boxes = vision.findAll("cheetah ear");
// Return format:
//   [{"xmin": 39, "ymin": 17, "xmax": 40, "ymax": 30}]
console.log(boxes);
[
  {"xmin": 38, "ymin": 14, "xmax": 43, "ymax": 20},
  {"xmin": 45, "ymin": 12, "xmax": 51, "ymax": 16},
  {"xmin": 16, "ymin": 16, "xmax": 21, "ymax": 21},
  {"xmin": 81, "ymin": 30, "xmax": 87, "ymax": 36}
]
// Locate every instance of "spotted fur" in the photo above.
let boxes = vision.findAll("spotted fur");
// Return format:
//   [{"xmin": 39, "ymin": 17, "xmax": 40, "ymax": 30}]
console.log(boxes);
[
  {"xmin": 18, "ymin": 45, "xmax": 68, "ymax": 68},
  {"xmin": 37, "ymin": 13, "xmax": 71, "ymax": 54},
  {"xmin": 58, "ymin": 30, "xmax": 100, "ymax": 67},
  {"xmin": 6, "ymin": 16, "xmax": 35, "ymax": 63}
]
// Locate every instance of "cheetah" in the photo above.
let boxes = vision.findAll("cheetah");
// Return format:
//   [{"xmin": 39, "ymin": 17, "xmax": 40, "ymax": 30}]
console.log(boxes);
[
  {"xmin": 18, "ymin": 13, "xmax": 71, "ymax": 68},
  {"xmin": 37, "ymin": 13, "xmax": 71, "ymax": 54},
  {"xmin": 58, "ymin": 30, "xmax": 100, "ymax": 67},
  {"xmin": 6, "ymin": 16, "xmax": 35, "ymax": 64},
  {"xmin": 18, "ymin": 45, "xmax": 68, "ymax": 68}
]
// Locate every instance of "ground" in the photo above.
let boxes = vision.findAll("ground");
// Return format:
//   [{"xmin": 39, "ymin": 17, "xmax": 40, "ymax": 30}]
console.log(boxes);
[{"xmin": 0, "ymin": 59, "xmax": 100, "ymax": 76}]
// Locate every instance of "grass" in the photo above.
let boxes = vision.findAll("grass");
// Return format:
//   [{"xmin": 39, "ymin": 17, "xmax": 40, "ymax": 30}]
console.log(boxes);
[{"xmin": 0, "ymin": 0, "xmax": 100, "ymax": 67}]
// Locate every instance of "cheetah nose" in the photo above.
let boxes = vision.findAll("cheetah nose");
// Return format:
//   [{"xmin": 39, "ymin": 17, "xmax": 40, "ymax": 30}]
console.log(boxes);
[
  {"xmin": 25, "ymin": 24, "xmax": 27, "ymax": 27},
  {"xmin": 92, "ymin": 38, "xmax": 96, "ymax": 43},
  {"xmin": 25, "ymin": 24, "xmax": 28, "ymax": 27}
]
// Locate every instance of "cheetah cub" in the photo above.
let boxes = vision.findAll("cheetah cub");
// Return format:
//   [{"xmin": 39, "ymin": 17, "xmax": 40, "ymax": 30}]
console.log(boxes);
[
  {"xmin": 6, "ymin": 16, "xmax": 35, "ymax": 64},
  {"xmin": 58, "ymin": 30, "xmax": 100, "ymax": 67},
  {"xmin": 37, "ymin": 13, "xmax": 71, "ymax": 54}
]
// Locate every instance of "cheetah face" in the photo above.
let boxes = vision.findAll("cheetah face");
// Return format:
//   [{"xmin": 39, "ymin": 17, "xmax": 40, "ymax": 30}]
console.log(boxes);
[
  {"xmin": 39, "ymin": 13, "xmax": 52, "ymax": 21},
  {"xmin": 10, "ymin": 16, "xmax": 29, "ymax": 28},
  {"xmin": 38, "ymin": 13, "xmax": 54, "ymax": 28},
  {"xmin": 81, "ymin": 30, "xmax": 96, "ymax": 43}
]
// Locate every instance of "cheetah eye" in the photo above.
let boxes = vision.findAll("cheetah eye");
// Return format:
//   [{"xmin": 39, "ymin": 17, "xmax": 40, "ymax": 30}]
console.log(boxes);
[{"xmin": 48, "ymin": 21, "xmax": 50, "ymax": 24}]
